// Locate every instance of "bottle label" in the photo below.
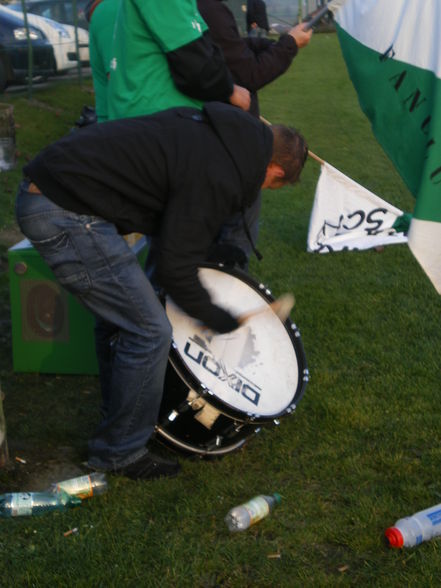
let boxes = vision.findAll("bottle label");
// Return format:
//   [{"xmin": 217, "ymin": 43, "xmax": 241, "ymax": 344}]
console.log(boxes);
[
  {"xmin": 11, "ymin": 493, "xmax": 33, "ymax": 516},
  {"xmin": 56, "ymin": 475, "xmax": 93, "ymax": 499},
  {"xmin": 243, "ymin": 497, "xmax": 270, "ymax": 525},
  {"xmin": 427, "ymin": 509, "xmax": 441, "ymax": 526}
]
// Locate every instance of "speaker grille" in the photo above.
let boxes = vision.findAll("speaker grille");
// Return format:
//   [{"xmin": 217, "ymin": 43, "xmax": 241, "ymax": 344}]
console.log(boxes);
[{"xmin": 20, "ymin": 280, "xmax": 69, "ymax": 342}]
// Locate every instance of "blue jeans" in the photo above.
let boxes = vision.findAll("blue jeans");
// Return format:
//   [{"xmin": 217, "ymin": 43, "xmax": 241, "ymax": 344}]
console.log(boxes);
[{"xmin": 15, "ymin": 181, "xmax": 172, "ymax": 470}]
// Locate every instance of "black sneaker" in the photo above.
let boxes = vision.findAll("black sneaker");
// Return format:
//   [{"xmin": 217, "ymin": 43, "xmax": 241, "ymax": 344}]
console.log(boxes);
[{"xmin": 114, "ymin": 451, "xmax": 180, "ymax": 481}]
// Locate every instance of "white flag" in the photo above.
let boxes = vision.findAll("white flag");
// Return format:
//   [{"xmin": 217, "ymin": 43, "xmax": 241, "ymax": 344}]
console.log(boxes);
[{"xmin": 307, "ymin": 162, "xmax": 408, "ymax": 253}]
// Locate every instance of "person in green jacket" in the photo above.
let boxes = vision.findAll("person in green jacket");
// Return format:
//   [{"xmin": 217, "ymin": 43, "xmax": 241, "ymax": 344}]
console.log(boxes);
[
  {"xmin": 87, "ymin": 0, "xmax": 119, "ymax": 122},
  {"xmin": 87, "ymin": 0, "xmax": 250, "ymax": 120},
  {"xmin": 108, "ymin": 0, "xmax": 250, "ymax": 118}
]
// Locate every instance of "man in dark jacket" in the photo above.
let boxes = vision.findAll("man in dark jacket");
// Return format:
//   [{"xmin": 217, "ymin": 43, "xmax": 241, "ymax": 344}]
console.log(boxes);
[
  {"xmin": 197, "ymin": 0, "xmax": 312, "ymax": 263},
  {"xmin": 198, "ymin": 0, "xmax": 312, "ymax": 118},
  {"xmin": 15, "ymin": 103, "xmax": 308, "ymax": 481}
]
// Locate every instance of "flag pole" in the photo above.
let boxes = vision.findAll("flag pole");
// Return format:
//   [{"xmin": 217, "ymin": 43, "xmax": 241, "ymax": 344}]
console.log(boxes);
[
  {"xmin": 308, "ymin": 150, "xmax": 325, "ymax": 165},
  {"xmin": 302, "ymin": 1, "xmax": 333, "ymax": 31}
]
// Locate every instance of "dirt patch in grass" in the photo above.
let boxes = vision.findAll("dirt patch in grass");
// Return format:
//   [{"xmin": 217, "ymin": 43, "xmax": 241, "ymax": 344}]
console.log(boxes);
[{"xmin": 0, "ymin": 442, "xmax": 85, "ymax": 493}]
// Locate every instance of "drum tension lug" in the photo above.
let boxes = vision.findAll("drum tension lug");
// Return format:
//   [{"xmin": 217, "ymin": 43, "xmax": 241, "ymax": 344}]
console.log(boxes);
[
  {"xmin": 223, "ymin": 422, "xmax": 243, "ymax": 437},
  {"xmin": 273, "ymin": 419, "xmax": 280, "ymax": 426},
  {"xmin": 204, "ymin": 435, "xmax": 223, "ymax": 451}
]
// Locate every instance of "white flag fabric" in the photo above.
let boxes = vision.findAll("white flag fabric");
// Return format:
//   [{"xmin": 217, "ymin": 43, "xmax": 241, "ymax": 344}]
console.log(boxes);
[{"xmin": 307, "ymin": 162, "xmax": 408, "ymax": 253}]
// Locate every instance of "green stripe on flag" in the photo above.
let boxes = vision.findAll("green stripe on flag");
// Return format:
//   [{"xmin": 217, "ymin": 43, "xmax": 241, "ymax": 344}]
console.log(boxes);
[{"xmin": 335, "ymin": 23, "xmax": 441, "ymax": 224}]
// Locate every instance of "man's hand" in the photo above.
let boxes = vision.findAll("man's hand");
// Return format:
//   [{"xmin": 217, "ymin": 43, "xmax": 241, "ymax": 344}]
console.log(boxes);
[
  {"xmin": 288, "ymin": 24, "xmax": 313, "ymax": 48},
  {"xmin": 229, "ymin": 84, "xmax": 251, "ymax": 111}
]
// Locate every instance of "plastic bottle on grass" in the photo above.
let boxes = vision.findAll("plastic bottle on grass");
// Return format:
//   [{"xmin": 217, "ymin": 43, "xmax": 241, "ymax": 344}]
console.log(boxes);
[
  {"xmin": 225, "ymin": 493, "xmax": 281, "ymax": 531},
  {"xmin": 385, "ymin": 502, "xmax": 441, "ymax": 548},
  {"xmin": 50, "ymin": 472, "xmax": 108, "ymax": 499},
  {"xmin": 0, "ymin": 489, "xmax": 81, "ymax": 518}
]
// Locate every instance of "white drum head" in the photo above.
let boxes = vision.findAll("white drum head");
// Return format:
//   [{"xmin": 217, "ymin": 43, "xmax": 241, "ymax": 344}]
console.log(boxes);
[{"xmin": 166, "ymin": 267, "xmax": 302, "ymax": 418}]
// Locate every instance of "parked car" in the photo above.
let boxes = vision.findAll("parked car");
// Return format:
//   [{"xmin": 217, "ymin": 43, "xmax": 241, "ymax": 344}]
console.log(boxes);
[
  {"xmin": 8, "ymin": 0, "xmax": 89, "ymax": 29},
  {"xmin": 60, "ymin": 21, "xmax": 89, "ymax": 65},
  {"xmin": 4, "ymin": 4, "xmax": 89, "ymax": 72},
  {"xmin": 0, "ymin": 6, "xmax": 54, "ymax": 91}
]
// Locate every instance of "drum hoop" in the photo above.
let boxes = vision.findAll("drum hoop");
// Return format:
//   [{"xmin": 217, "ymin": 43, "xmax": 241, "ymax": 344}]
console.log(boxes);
[
  {"xmin": 155, "ymin": 424, "xmax": 251, "ymax": 456},
  {"xmin": 166, "ymin": 262, "xmax": 309, "ymax": 423}
]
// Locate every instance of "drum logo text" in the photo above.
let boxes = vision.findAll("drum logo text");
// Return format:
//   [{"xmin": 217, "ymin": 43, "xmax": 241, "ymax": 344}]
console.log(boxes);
[{"xmin": 184, "ymin": 339, "xmax": 261, "ymax": 406}]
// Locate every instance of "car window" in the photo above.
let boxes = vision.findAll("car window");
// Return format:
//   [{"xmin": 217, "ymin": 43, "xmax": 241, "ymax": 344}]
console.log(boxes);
[{"xmin": 40, "ymin": 7, "xmax": 52, "ymax": 19}]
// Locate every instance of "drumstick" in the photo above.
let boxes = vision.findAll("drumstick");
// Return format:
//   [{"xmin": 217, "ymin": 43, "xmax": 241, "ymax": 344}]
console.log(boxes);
[{"xmin": 238, "ymin": 293, "xmax": 295, "ymax": 324}]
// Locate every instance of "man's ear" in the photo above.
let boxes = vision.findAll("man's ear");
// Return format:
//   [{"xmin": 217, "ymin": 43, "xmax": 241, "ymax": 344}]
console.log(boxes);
[
  {"xmin": 268, "ymin": 162, "xmax": 285, "ymax": 179},
  {"xmin": 262, "ymin": 162, "xmax": 286, "ymax": 189}
]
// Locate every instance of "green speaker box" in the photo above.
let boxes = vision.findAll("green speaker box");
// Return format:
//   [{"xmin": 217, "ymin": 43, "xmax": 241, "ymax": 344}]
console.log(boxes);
[{"xmin": 8, "ymin": 236, "xmax": 148, "ymax": 374}]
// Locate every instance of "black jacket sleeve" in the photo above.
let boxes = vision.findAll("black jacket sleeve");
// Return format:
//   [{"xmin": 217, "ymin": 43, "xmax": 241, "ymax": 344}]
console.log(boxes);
[
  {"xmin": 155, "ymin": 170, "xmax": 241, "ymax": 334},
  {"xmin": 198, "ymin": 0, "xmax": 298, "ymax": 94},
  {"xmin": 166, "ymin": 30, "xmax": 234, "ymax": 101},
  {"xmin": 245, "ymin": 36, "xmax": 273, "ymax": 53}
]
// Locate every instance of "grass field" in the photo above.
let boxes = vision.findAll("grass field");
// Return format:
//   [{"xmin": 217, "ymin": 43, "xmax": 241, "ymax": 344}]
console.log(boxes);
[{"xmin": 1, "ymin": 33, "xmax": 441, "ymax": 586}]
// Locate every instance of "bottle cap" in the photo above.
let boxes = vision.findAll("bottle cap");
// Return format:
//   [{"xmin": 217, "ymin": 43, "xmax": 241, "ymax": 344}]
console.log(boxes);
[
  {"xmin": 273, "ymin": 493, "xmax": 282, "ymax": 504},
  {"xmin": 385, "ymin": 526, "xmax": 404, "ymax": 548}
]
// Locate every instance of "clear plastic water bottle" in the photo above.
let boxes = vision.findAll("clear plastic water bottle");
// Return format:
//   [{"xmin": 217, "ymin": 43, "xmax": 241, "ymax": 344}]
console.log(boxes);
[
  {"xmin": 0, "ymin": 490, "xmax": 81, "ymax": 518},
  {"xmin": 225, "ymin": 493, "xmax": 281, "ymax": 531},
  {"xmin": 385, "ymin": 502, "xmax": 441, "ymax": 547},
  {"xmin": 50, "ymin": 472, "xmax": 108, "ymax": 499}
]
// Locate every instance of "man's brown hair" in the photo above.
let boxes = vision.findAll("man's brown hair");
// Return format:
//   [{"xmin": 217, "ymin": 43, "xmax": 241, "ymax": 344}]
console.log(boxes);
[{"xmin": 271, "ymin": 125, "xmax": 308, "ymax": 184}]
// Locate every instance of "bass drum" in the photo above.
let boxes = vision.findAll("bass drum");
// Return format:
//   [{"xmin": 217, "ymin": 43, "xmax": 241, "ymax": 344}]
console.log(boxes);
[{"xmin": 156, "ymin": 263, "xmax": 309, "ymax": 456}]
